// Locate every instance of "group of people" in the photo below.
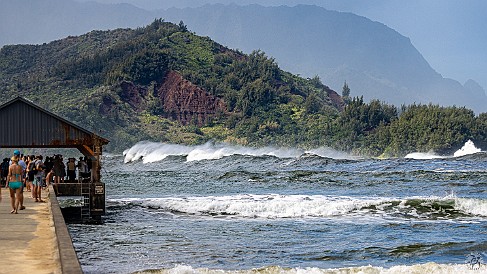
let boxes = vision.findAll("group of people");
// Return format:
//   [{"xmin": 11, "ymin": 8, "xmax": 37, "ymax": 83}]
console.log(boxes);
[{"xmin": 0, "ymin": 150, "xmax": 92, "ymax": 214}]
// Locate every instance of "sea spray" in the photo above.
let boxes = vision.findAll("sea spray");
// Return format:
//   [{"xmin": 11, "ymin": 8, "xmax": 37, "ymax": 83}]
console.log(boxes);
[
  {"xmin": 404, "ymin": 152, "xmax": 444, "ymax": 160},
  {"xmin": 454, "ymin": 140, "xmax": 481, "ymax": 157},
  {"xmin": 123, "ymin": 141, "xmax": 356, "ymax": 163},
  {"xmin": 123, "ymin": 141, "xmax": 194, "ymax": 163},
  {"xmin": 455, "ymin": 197, "xmax": 487, "ymax": 217},
  {"xmin": 186, "ymin": 143, "xmax": 304, "ymax": 162},
  {"xmin": 404, "ymin": 140, "xmax": 482, "ymax": 159}
]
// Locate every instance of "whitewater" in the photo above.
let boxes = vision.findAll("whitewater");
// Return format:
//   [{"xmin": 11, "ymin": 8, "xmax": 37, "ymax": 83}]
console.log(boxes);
[{"xmin": 70, "ymin": 141, "xmax": 487, "ymax": 273}]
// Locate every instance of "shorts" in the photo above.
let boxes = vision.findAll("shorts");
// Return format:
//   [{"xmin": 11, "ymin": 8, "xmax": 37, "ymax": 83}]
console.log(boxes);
[
  {"xmin": 9, "ymin": 181, "xmax": 22, "ymax": 189},
  {"xmin": 33, "ymin": 177, "xmax": 43, "ymax": 187},
  {"xmin": 28, "ymin": 171, "xmax": 35, "ymax": 182}
]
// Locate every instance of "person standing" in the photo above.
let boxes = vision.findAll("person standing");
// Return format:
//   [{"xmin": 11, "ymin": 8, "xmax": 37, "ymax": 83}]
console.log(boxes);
[
  {"xmin": 12, "ymin": 150, "xmax": 26, "ymax": 210},
  {"xmin": 66, "ymin": 158, "xmax": 76, "ymax": 182},
  {"xmin": 33, "ymin": 155, "xmax": 45, "ymax": 202},
  {"xmin": 78, "ymin": 157, "xmax": 90, "ymax": 182},
  {"xmin": 43, "ymin": 156, "xmax": 53, "ymax": 188},
  {"xmin": 52, "ymin": 155, "xmax": 63, "ymax": 195},
  {"xmin": 1, "ymin": 158, "xmax": 9, "ymax": 187},
  {"xmin": 26, "ymin": 155, "xmax": 35, "ymax": 195},
  {"xmin": 6, "ymin": 156, "xmax": 23, "ymax": 213},
  {"xmin": 60, "ymin": 155, "xmax": 66, "ymax": 184}
]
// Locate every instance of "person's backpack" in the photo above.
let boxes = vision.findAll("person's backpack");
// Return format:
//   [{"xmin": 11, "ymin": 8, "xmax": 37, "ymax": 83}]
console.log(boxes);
[
  {"xmin": 35, "ymin": 160, "xmax": 43, "ymax": 175},
  {"xmin": 28, "ymin": 162, "xmax": 37, "ymax": 175}
]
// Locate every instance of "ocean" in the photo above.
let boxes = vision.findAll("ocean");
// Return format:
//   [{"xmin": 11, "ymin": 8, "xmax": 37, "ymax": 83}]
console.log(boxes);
[{"xmin": 68, "ymin": 141, "xmax": 487, "ymax": 274}]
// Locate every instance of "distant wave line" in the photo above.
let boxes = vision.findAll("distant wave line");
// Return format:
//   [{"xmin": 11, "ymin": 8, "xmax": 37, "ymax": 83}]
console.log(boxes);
[{"xmin": 122, "ymin": 141, "xmax": 360, "ymax": 163}]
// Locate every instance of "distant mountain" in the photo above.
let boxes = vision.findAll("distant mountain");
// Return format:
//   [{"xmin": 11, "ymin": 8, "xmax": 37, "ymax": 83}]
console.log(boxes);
[
  {"xmin": 157, "ymin": 4, "xmax": 487, "ymax": 113},
  {"xmin": 1, "ymin": 1, "xmax": 486, "ymax": 113},
  {"xmin": 0, "ymin": 0, "xmax": 151, "ymax": 46}
]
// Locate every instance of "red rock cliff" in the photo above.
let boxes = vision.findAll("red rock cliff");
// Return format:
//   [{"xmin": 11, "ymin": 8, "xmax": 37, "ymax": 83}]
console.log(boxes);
[{"xmin": 156, "ymin": 71, "xmax": 227, "ymax": 125}]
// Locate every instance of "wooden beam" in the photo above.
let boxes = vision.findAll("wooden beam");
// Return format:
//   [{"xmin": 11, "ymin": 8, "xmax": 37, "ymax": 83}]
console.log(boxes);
[{"xmin": 76, "ymin": 145, "xmax": 96, "ymax": 160}]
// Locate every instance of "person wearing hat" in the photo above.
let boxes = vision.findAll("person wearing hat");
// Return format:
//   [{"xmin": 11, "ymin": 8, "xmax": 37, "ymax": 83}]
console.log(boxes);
[{"xmin": 12, "ymin": 150, "xmax": 27, "ymax": 170}]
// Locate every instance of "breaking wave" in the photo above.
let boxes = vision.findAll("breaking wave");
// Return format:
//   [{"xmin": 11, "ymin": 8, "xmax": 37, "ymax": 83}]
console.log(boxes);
[
  {"xmin": 405, "ymin": 140, "xmax": 482, "ymax": 160},
  {"xmin": 404, "ymin": 152, "xmax": 444, "ymax": 160},
  {"xmin": 135, "ymin": 263, "xmax": 487, "ymax": 274},
  {"xmin": 122, "ymin": 141, "xmax": 357, "ymax": 163},
  {"xmin": 454, "ymin": 140, "xmax": 482, "ymax": 157},
  {"xmin": 110, "ymin": 194, "xmax": 487, "ymax": 220}
]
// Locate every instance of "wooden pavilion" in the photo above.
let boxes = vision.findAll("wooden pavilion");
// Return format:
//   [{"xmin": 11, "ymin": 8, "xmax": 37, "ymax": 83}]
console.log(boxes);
[{"xmin": 0, "ymin": 96, "xmax": 109, "ymax": 222}]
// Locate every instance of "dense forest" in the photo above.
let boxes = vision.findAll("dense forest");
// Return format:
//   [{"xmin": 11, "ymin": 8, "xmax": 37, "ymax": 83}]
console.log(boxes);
[{"xmin": 0, "ymin": 20, "xmax": 485, "ymax": 156}]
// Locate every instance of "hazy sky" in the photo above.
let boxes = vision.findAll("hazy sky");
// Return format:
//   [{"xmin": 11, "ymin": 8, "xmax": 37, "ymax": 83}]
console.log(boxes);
[{"xmin": 76, "ymin": 0, "xmax": 487, "ymax": 90}]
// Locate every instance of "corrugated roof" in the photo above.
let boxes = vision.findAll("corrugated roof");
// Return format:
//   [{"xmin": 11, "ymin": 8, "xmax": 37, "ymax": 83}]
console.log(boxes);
[{"xmin": 0, "ymin": 97, "xmax": 109, "ymax": 148}]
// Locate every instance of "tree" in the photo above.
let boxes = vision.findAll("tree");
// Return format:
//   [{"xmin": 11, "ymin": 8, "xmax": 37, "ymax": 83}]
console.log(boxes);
[
  {"xmin": 178, "ymin": 20, "xmax": 188, "ymax": 32},
  {"xmin": 342, "ymin": 81, "xmax": 351, "ymax": 104}
]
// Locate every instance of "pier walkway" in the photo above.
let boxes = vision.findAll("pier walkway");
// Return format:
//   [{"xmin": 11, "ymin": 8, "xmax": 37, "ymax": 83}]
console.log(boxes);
[{"xmin": 0, "ymin": 186, "xmax": 82, "ymax": 274}]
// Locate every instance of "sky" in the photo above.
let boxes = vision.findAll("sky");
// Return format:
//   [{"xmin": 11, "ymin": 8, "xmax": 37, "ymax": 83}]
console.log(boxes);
[{"xmin": 76, "ymin": 0, "xmax": 487, "ymax": 91}]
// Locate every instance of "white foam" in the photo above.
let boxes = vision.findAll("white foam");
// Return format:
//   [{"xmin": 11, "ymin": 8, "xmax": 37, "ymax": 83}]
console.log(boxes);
[
  {"xmin": 455, "ymin": 197, "xmax": 487, "ymax": 217},
  {"xmin": 143, "ymin": 262, "xmax": 487, "ymax": 274},
  {"xmin": 404, "ymin": 140, "xmax": 482, "ymax": 159},
  {"xmin": 123, "ymin": 141, "xmax": 308, "ymax": 163},
  {"xmin": 454, "ymin": 140, "xmax": 481, "ymax": 157},
  {"xmin": 123, "ymin": 141, "xmax": 194, "ymax": 163},
  {"xmin": 118, "ymin": 194, "xmax": 388, "ymax": 218},
  {"xmin": 404, "ymin": 152, "xmax": 444, "ymax": 160},
  {"xmin": 186, "ymin": 143, "xmax": 304, "ymax": 162},
  {"xmin": 113, "ymin": 194, "xmax": 487, "ymax": 221}
]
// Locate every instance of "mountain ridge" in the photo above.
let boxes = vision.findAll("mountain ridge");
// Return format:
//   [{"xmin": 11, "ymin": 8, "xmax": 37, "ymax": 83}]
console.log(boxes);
[
  {"xmin": 1, "ymin": 1, "xmax": 484, "ymax": 112},
  {"xmin": 157, "ymin": 4, "xmax": 487, "ymax": 113}
]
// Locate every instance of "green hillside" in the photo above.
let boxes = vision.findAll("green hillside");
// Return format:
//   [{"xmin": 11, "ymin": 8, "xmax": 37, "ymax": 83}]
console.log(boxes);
[
  {"xmin": 1, "ymin": 20, "xmax": 486, "ymax": 156},
  {"xmin": 0, "ymin": 20, "xmax": 343, "ymax": 152}
]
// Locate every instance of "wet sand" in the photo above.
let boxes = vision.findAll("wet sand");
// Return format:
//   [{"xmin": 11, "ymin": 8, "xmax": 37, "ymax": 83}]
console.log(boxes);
[{"xmin": 0, "ymin": 186, "xmax": 61, "ymax": 274}]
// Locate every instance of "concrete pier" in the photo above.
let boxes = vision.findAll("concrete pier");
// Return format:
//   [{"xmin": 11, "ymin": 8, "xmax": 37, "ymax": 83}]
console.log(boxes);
[{"xmin": 0, "ymin": 185, "xmax": 82, "ymax": 274}]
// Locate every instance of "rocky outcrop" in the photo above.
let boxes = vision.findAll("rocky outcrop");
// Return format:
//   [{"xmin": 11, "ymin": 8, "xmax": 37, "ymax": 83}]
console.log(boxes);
[
  {"xmin": 99, "ymin": 95, "xmax": 115, "ymax": 115},
  {"xmin": 326, "ymin": 88, "xmax": 345, "ymax": 111},
  {"xmin": 118, "ymin": 81, "xmax": 148, "ymax": 112},
  {"xmin": 156, "ymin": 71, "xmax": 227, "ymax": 125}
]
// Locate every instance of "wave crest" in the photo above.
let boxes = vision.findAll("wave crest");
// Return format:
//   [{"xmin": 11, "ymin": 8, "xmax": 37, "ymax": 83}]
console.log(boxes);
[
  {"xmin": 110, "ymin": 195, "xmax": 487, "ymax": 220},
  {"xmin": 123, "ymin": 141, "xmax": 356, "ymax": 163},
  {"xmin": 405, "ymin": 140, "xmax": 483, "ymax": 160},
  {"xmin": 134, "ymin": 263, "xmax": 487, "ymax": 274}
]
